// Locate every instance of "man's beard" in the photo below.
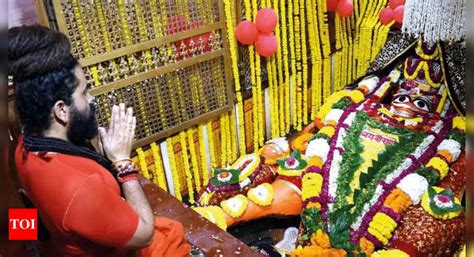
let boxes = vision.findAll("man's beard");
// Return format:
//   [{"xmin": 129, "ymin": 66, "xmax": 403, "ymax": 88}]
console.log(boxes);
[{"xmin": 67, "ymin": 103, "xmax": 98, "ymax": 146}]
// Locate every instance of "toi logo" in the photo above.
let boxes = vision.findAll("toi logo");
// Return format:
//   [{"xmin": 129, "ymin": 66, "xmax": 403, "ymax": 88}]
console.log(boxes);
[{"xmin": 9, "ymin": 208, "xmax": 38, "ymax": 240}]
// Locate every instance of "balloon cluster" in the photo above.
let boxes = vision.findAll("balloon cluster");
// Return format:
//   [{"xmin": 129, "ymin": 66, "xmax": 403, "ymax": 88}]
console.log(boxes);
[
  {"xmin": 379, "ymin": 0, "xmax": 405, "ymax": 26},
  {"xmin": 235, "ymin": 8, "xmax": 279, "ymax": 57},
  {"xmin": 327, "ymin": 0, "xmax": 354, "ymax": 17}
]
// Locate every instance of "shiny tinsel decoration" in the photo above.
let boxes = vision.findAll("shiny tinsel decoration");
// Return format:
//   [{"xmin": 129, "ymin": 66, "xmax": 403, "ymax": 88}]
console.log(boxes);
[{"xmin": 402, "ymin": 0, "xmax": 465, "ymax": 44}]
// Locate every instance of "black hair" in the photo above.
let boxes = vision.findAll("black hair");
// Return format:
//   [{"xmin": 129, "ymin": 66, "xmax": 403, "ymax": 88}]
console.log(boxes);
[{"xmin": 9, "ymin": 25, "xmax": 79, "ymax": 135}]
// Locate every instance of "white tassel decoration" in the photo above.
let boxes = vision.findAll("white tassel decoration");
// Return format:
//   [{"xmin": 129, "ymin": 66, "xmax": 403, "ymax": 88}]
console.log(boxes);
[{"xmin": 402, "ymin": 0, "xmax": 465, "ymax": 44}]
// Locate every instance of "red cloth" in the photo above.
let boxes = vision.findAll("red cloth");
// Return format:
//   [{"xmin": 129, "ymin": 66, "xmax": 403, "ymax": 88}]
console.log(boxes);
[
  {"xmin": 15, "ymin": 135, "xmax": 138, "ymax": 257},
  {"xmin": 139, "ymin": 217, "xmax": 191, "ymax": 257}
]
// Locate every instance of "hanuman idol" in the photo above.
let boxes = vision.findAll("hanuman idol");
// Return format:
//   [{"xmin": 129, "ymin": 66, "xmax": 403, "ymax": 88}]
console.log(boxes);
[{"xmin": 193, "ymin": 39, "xmax": 465, "ymax": 257}]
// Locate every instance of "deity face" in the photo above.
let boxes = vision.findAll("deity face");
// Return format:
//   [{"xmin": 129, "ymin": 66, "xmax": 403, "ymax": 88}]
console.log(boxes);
[{"xmin": 390, "ymin": 80, "xmax": 437, "ymax": 118}]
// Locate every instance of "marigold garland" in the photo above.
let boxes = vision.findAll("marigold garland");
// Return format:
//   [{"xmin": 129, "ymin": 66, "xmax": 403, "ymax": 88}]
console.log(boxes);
[
  {"xmin": 166, "ymin": 138, "xmax": 182, "ymax": 201},
  {"xmin": 372, "ymin": 249, "xmax": 409, "ymax": 257},
  {"xmin": 150, "ymin": 142, "xmax": 167, "ymax": 191},
  {"xmin": 223, "ymin": 0, "xmax": 246, "ymax": 157},
  {"xmin": 310, "ymin": 229, "xmax": 331, "ymax": 249},
  {"xmin": 136, "ymin": 148, "xmax": 150, "ymax": 179},
  {"xmin": 426, "ymin": 156, "xmax": 449, "ymax": 179},
  {"xmin": 179, "ymin": 132, "xmax": 195, "ymax": 204},
  {"xmin": 207, "ymin": 121, "xmax": 217, "ymax": 171},
  {"xmin": 383, "ymin": 188, "xmax": 412, "ymax": 213}
]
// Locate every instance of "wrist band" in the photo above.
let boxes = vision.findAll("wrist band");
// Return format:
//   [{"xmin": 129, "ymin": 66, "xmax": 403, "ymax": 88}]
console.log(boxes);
[
  {"xmin": 115, "ymin": 162, "xmax": 139, "ymax": 182},
  {"xmin": 118, "ymin": 173, "xmax": 141, "ymax": 184}
]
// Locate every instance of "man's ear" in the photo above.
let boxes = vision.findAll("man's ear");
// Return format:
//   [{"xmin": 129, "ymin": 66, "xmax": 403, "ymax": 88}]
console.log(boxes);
[{"xmin": 52, "ymin": 100, "xmax": 69, "ymax": 125}]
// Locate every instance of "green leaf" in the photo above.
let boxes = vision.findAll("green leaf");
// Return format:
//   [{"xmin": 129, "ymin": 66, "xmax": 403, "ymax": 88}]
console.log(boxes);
[{"xmin": 359, "ymin": 173, "xmax": 368, "ymax": 188}]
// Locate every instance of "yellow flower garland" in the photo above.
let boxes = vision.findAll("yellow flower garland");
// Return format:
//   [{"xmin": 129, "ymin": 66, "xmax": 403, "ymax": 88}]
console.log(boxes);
[
  {"xmin": 220, "ymin": 115, "xmax": 227, "ymax": 166},
  {"xmin": 207, "ymin": 121, "xmax": 217, "ymax": 170},
  {"xmin": 166, "ymin": 138, "xmax": 182, "ymax": 201},
  {"xmin": 186, "ymin": 129, "xmax": 201, "ymax": 191},
  {"xmin": 426, "ymin": 156, "xmax": 449, "ymax": 179},
  {"xmin": 179, "ymin": 131, "xmax": 195, "ymax": 204},
  {"xmin": 300, "ymin": 0, "xmax": 308, "ymax": 129},
  {"xmin": 372, "ymin": 249, "xmax": 409, "ymax": 257},
  {"xmin": 150, "ymin": 142, "xmax": 167, "ymax": 191},
  {"xmin": 452, "ymin": 116, "xmax": 466, "ymax": 131},
  {"xmin": 136, "ymin": 148, "xmax": 151, "ymax": 179},
  {"xmin": 318, "ymin": 126, "xmax": 336, "ymax": 138},
  {"xmin": 223, "ymin": 0, "xmax": 246, "ymax": 157},
  {"xmin": 302, "ymin": 172, "xmax": 323, "ymax": 201}
]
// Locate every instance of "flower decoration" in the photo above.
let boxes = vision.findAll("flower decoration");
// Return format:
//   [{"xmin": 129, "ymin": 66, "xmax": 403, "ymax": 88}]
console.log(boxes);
[
  {"xmin": 305, "ymin": 138, "xmax": 330, "ymax": 163},
  {"xmin": 421, "ymin": 186, "xmax": 462, "ymax": 220},
  {"xmin": 425, "ymin": 156, "xmax": 449, "ymax": 179},
  {"xmin": 247, "ymin": 183, "xmax": 274, "ymax": 206},
  {"xmin": 220, "ymin": 194, "xmax": 249, "ymax": 218},
  {"xmin": 318, "ymin": 126, "xmax": 336, "ymax": 138},
  {"xmin": 211, "ymin": 168, "xmax": 240, "ymax": 186},
  {"xmin": 372, "ymin": 249, "xmax": 409, "ymax": 257},
  {"xmin": 396, "ymin": 173, "xmax": 428, "ymax": 205},
  {"xmin": 452, "ymin": 116, "xmax": 465, "ymax": 131},
  {"xmin": 347, "ymin": 90, "xmax": 365, "ymax": 104},
  {"xmin": 230, "ymin": 153, "xmax": 261, "ymax": 182},
  {"xmin": 192, "ymin": 206, "xmax": 227, "ymax": 231},
  {"xmin": 437, "ymin": 139, "xmax": 462, "ymax": 163},
  {"xmin": 310, "ymin": 229, "xmax": 331, "ymax": 249},
  {"xmin": 367, "ymin": 212, "xmax": 397, "ymax": 246},
  {"xmin": 276, "ymin": 150, "xmax": 308, "ymax": 176},
  {"xmin": 302, "ymin": 172, "xmax": 323, "ymax": 201},
  {"xmin": 198, "ymin": 191, "xmax": 215, "ymax": 206}
]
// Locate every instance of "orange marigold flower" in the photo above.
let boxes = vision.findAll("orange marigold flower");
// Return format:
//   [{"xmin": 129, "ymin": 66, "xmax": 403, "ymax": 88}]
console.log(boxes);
[{"xmin": 310, "ymin": 229, "xmax": 331, "ymax": 249}]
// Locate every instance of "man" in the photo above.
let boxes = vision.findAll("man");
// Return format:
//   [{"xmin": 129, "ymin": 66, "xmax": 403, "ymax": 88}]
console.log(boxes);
[{"xmin": 9, "ymin": 25, "xmax": 190, "ymax": 256}]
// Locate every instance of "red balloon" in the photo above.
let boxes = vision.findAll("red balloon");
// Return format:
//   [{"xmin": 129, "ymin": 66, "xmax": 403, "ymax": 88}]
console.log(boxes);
[
  {"xmin": 255, "ymin": 33, "xmax": 278, "ymax": 57},
  {"xmin": 255, "ymin": 8, "xmax": 278, "ymax": 33},
  {"xmin": 394, "ymin": 5, "xmax": 404, "ymax": 24},
  {"xmin": 327, "ymin": 0, "xmax": 338, "ymax": 12},
  {"xmin": 336, "ymin": 0, "xmax": 354, "ymax": 17},
  {"xmin": 379, "ymin": 7, "xmax": 394, "ymax": 25},
  {"xmin": 389, "ymin": 0, "xmax": 405, "ymax": 9},
  {"xmin": 235, "ymin": 20, "xmax": 259, "ymax": 45}
]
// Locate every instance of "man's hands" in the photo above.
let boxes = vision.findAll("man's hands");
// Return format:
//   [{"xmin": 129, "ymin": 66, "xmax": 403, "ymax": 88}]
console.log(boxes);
[{"xmin": 98, "ymin": 103, "xmax": 136, "ymax": 162}]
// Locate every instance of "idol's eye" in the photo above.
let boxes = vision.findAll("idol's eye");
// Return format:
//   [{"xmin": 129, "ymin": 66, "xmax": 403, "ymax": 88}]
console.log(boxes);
[
  {"xmin": 413, "ymin": 99, "xmax": 431, "ymax": 112},
  {"xmin": 394, "ymin": 95, "xmax": 410, "ymax": 103}
]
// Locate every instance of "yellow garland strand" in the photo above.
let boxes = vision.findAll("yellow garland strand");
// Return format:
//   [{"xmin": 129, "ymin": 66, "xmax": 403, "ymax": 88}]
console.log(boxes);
[
  {"xmin": 166, "ymin": 137, "xmax": 182, "ymax": 201},
  {"xmin": 280, "ymin": 0, "xmax": 291, "ymax": 133},
  {"xmin": 294, "ymin": 0, "xmax": 302, "ymax": 130},
  {"xmin": 207, "ymin": 121, "xmax": 217, "ymax": 171},
  {"xmin": 223, "ymin": 0, "xmax": 247, "ymax": 157},
  {"xmin": 288, "ymin": 0, "xmax": 297, "ymax": 127},
  {"xmin": 179, "ymin": 131, "xmax": 195, "ymax": 204},
  {"xmin": 229, "ymin": 109, "xmax": 238, "ymax": 161},
  {"xmin": 273, "ymin": 0, "xmax": 284, "ymax": 137},
  {"xmin": 187, "ymin": 129, "xmax": 202, "ymax": 190},
  {"xmin": 226, "ymin": 113, "xmax": 232, "ymax": 164},
  {"xmin": 300, "ymin": 0, "xmax": 308, "ymax": 127},
  {"xmin": 198, "ymin": 124, "xmax": 210, "ymax": 186},
  {"xmin": 220, "ymin": 115, "xmax": 227, "ymax": 166},
  {"xmin": 150, "ymin": 142, "xmax": 167, "ymax": 191},
  {"xmin": 136, "ymin": 148, "xmax": 150, "ymax": 179}
]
